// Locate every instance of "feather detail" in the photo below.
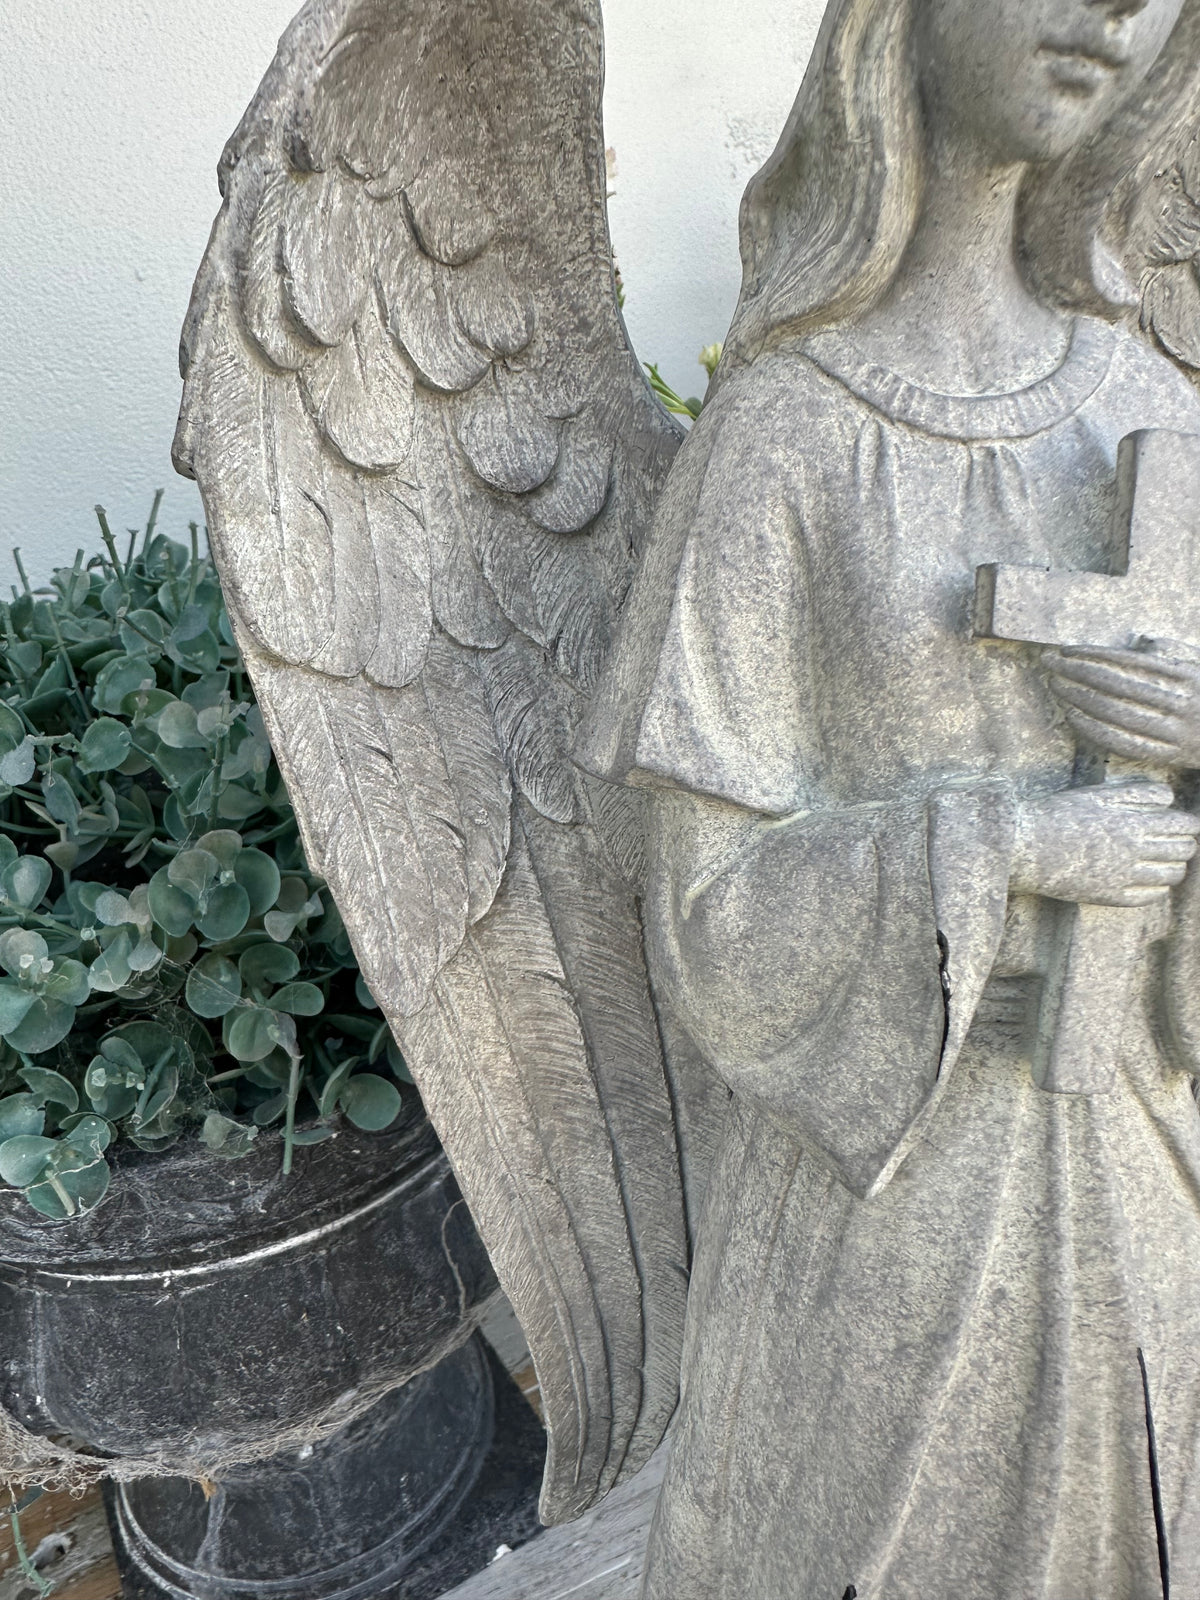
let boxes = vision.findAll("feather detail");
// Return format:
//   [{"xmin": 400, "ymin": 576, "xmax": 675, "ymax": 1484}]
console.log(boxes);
[
  {"xmin": 480, "ymin": 633, "xmax": 580, "ymax": 824},
  {"xmin": 457, "ymin": 370, "xmax": 563, "ymax": 495},
  {"xmin": 525, "ymin": 416, "xmax": 615, "ymax": 535},
  {"xmin": 520, "ymin": 802, "xmax": 688, "ymax": 1472},
  {"xmin": 432, "ymin": 536, "xmax": 512, "ymax": 651},
  {"xmin": 471, "ymin": 494, "xmax": 613, "ymax": 670},
  {"xmin": 406, "ymin": 163, "xmax": 495, "ymax": 267},
  {"xmin": 449, "ymin": 251, "xmax": 536, "ymax": 359},
  {"xmin": 401, "ymin": 833, "xmax": 648, "ymax": 1521},
  {"xmin": 244, "ymin": 643, "xmax": 470, "ymax": 1015},
  {"xmin": 363, "ymin": 479, "xmax": 433, "ymax": 689},
  {"xmin": 376, "ymin": 208, "xmax": 493, "ymax": 393},
  {"xmin": 282, "ymin": 166, "xmax": 369, "ymax": 346},
  {"xmin": 301, "ymin": 302, "xmax": 415, "ymax": 473},
  {"xmin": 191, "ymin": 305, "xmax": 336, "ymax": 666},
  {"xmin": 306, "ymin": 467, "xmax": 381, "ymax": 680},
  {"xmin": 582, "ymin": 774, "xmax": 650, "ymax": 892},
  {"xmin": 421, "ymin": 631, "xmax": 512, "ymax": 923},
  {"xmin": 241, "ymin": 172, "xmax": 320, "ymax": 373}
]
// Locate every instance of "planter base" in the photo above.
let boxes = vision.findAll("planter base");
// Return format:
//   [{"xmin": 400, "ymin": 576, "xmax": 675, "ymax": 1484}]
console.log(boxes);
[{"xmin": 107, "ymin": 1341, "xmax": 545, "ymax": 1600}]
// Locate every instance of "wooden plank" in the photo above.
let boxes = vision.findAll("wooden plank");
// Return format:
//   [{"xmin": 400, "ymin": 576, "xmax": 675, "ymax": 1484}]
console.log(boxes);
[
  {"xmin": 0, "ymin": 1488, "xmax": 120, "ymax": 1600},
  {"xmin": 444, "ymin": 1448, "xmax": 665, "ymax": 1600}
]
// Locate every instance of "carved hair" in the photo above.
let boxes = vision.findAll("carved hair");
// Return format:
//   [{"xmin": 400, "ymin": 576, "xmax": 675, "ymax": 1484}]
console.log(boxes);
[{"xmin": 726, "ymin": 0, "xmax": 1200, "ymax": 366}]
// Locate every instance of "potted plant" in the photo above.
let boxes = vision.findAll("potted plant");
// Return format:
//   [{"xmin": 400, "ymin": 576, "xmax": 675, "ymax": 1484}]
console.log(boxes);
[{"xmin": 0, "ymin": 504, "xmax": 538, "ymax": 1600}]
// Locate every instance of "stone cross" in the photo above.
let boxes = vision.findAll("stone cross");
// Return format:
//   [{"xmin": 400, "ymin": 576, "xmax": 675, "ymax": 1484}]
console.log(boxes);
[{"xmin": 974, "ymin": 428, "xmax": 1200, "ymax": 1095}]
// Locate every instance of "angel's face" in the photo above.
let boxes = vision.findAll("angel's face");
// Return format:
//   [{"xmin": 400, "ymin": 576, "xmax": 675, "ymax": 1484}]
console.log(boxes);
[{"xmin": 915, "ymin": 0, "xmax": 1187, "ymax": 164}]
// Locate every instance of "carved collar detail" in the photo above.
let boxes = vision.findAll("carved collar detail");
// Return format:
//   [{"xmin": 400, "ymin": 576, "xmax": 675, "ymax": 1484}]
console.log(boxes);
[{"xmin": 802, "ymin": 318, "xmax": 1116, "ymax": 442}]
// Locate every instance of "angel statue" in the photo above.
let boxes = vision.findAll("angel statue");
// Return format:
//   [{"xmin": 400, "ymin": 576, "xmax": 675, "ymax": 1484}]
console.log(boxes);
[{"xmin": 174, "ymin": 0, "xmax": 1200, "ymax": 1591}]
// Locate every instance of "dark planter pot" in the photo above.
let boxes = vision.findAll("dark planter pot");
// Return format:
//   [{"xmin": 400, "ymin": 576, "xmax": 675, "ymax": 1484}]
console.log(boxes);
[{"xmin": 0, "ymin": 1102, "xmax": 538, "ymax": 1599}]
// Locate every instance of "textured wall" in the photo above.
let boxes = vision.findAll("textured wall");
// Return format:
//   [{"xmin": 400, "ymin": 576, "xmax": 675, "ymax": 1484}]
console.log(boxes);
[{"xmin": 0, "ymin": 0, "xmax": 822, "ymax": 580}]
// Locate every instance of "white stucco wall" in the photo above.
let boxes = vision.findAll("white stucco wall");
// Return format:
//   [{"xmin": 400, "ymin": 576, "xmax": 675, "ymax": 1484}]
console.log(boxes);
[{"xmin": 0, "ymin": 1, "xmax": 823, "ymax": 581}]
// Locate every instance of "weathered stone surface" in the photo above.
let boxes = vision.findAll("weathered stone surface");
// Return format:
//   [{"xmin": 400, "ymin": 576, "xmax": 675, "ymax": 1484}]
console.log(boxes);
[{"xmin": 179, "ymin": 0, "xmax": 1200, "ymax": 1593}]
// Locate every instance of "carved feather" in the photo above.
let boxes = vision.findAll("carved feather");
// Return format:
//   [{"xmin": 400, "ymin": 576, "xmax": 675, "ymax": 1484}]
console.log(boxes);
[
  {"xmin": 402, "ymin": 832, "xmax": 648, "ymax": 1521},
  {"xmin": 243, "ymin": 641, "xmax": 470, "ymax": 1014}
]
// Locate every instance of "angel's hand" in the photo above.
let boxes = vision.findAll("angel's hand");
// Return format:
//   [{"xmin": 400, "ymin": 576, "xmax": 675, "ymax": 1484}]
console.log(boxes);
[{"xmin": 1043, "ymin": 645, "xmax": 1200, "ymax": 770}]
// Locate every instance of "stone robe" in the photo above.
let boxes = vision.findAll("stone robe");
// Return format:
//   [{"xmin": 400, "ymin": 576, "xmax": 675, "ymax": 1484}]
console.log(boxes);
[{"xmin": 579, "ymin": 317, "xmax": 1200, "ymax": 1599}]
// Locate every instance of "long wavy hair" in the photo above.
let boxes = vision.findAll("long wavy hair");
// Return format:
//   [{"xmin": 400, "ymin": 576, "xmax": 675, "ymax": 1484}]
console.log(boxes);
[{"xmin": 723, "ymin": 0, "xmax": 1200, "ymax": 368}]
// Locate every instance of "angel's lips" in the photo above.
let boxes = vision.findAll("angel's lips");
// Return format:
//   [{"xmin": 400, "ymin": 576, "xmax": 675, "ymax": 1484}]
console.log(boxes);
[{"xmin": 1038, "ymin": 42, "xmax": 1126, "ymax": 95}]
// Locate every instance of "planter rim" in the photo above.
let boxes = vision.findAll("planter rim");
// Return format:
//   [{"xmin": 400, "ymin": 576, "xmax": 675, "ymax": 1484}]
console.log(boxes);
[
  {"xmin": 0, "ymin": 1102, "xmax": 438, "ymax": 1272},
  {"xmin": 0, "ymin": 1146, "xmax": 451, "ymax": 1287}
]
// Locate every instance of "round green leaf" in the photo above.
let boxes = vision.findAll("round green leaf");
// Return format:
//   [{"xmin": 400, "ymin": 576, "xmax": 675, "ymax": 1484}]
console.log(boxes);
[
  {"xmin": 155, "ymin": 700, "xmax": 206, "ymax": 749},
  {"xmin": 0, "ymin": 835, "xmax": 16, "ymax": 870},
  {"xmin": 42, "ymin": 959, "xmax": 91, "ymax": 1007},
  {"xmin": 19, "ymin": 1067, "xmax": 79, "ymax": 1113},
  {"xmin": 186, "ymin": 954, "xmax": 242, "ymax": 1019},
  {"xmin": 78, "ymin": 717, "xmax": 132, "ymax": 774},
  {"xmin": 200, "ymin": 1112, "xmax": 258, "ymax": 1159},
  {"xmin": 83, "ymin": 1072, "xmax": 139, "ymax": 1121},
  {"xmin": 168, "ymin": 848, "xmax": 219, "ymax": 901},
  {"xmin": 264, "ymin": 910, "xmax": 298, "ymax": 943},
  {"xmin": 217, "ymin": 784, "xmax": 265, "ymax": 822},
  {"xmin": 88, "ymin": 929, "xmax": 133, "ymax": 994},
  {"xmin": 148, "ymin": 868, "xmax": 196, "ymax": 937},
  {"xmin": 275, "ymin": 877, "xmax": 310, "ymax": 915},
  {"xmin": 0, "ymin": 704, "xmax": 24, "ymax": 745},
  {"xmin": 102, "ymin": 1020, "xmax": 176, "ymax": 1071},
  {"xmin": 0, "ymin": 1135, "xmax": 58, "ymax": 1187},
  {"xmin": 195, "ymin": 830, "xmax": 242, "ymax": 869},
  {"xmin": 339, "ymin": 1073, "xmax": 402, "ymax": 1132},
  {"xmin": 197, "ymin": 883, "xmax": 250, "ymax": 942},
  {"xmin": 93, "ymin": 654, "xmax": 155, "ymax": 715},
  {"xmin": 58, "ymin": 1114, "xmax": 113, "ymax": 1157},
  {"xmin": 252, "ymin": 1091, "xmax": 288, "ymax": 1127},
  {"xmin": 0, "ymin": 1095, "xmax": 45, "ymax": 1140},
  {"xmin": 94, "ymin": 889, "xmax": 133, "ymax": 927},
  {"xmin": 239, "ymin": 944, "xmax": 299, "ymax": 993},
  {"xmin": 6, "ymin": 998, "xmax": 76, "ymax": 1056},
  {"xmin": 0, "ymin": 982, "xmax": 37, "ymax": 1037},
  {"xmin": 98, "ymin": 1035, "xmax": 145, "ymax": 1074},
  {"xmin": 354, "ymin": 974, "xmax": 380, "ymax": 1012},
  {"xmin": 233, "ymin": 849, "xmax": 280, "ymax": 915},
  {"xmin": 139, "ymin": 1060, "xmax": 180, "ymax": 1128},
  {"xmin": 290, "ymin": 1127, "xmax": 336, "ymax": 1148},
  {"xmin": 0, "ymin": 738, "xmax": 35, "ymax": 788},
  {"xmin": 1, "ymin": 856, "xmax": 52, "ymax": 911},
  {"xmin": 0, "ymin": 929, "xmax": 48, "ymax": 976},
  {"xmin": 270, "ymin": 981, "xmax": 325, "ymax": 1017},
  {"xmin": 226, "ymin": 1006, "xmax": 282, "ymax": 1063},
  {"xmin": 26, "ymin": 1156, "xmax": 111, "ymax": 1221}
]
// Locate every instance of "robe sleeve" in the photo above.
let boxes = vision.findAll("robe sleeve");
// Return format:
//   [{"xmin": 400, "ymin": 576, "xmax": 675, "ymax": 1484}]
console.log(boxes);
[
  {"xmin": 578, "ymin": 362, "xmax": 1016, "ymax": 1195},
  {"xmin": 577, "ymin": 360, "xmax": 821, "ymax": 815}
]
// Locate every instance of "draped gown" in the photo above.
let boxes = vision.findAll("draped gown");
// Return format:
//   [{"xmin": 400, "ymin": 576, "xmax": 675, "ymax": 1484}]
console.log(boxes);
[{"xmin": 579, "ymin": 317, "xmax": 1200, "ymax": 1599}]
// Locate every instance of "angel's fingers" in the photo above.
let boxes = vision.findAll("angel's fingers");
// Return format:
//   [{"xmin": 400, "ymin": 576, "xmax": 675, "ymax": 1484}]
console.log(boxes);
[
  {"xmin": 1136, "ymin": 837, "xmax": 1200, "ymax": 861},
  {"xmin": 1129, "ymin": 863, "xmax": 1190, "ymax": 888},
  {"xmin": 1050, "ymin": 678, "xmax": 1182, "ymax": 740},
  {"xmin": 1063, "ymin": 709, "xmax": 1181, "ymax": 765},
  {"xmin": 1052, "ymin": 645, "xmax": 1196, "ymax": 686},
  {"xmin": 1105, "ymin": 886, "xmax": 1173, "ymax": 908},
  {"xmin": 1043, "ymin": 653, "xmax": 1188, "ymax": 711}
]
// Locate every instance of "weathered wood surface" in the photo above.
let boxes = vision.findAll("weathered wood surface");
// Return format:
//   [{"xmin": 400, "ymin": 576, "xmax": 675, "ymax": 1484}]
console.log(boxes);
[
  {"xmin": 444, "ymin": 1449, "xmax": 665, "ymax": 1600},
  {"xmin": 0, "ymin": 1487, "xmax": 120, "ymax": 1600}
]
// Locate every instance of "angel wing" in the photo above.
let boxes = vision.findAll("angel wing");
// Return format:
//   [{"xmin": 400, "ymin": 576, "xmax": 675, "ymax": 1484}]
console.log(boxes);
[{"xmin": 173, "ymin": 0, "xmax": 690, "ymax": 1524}]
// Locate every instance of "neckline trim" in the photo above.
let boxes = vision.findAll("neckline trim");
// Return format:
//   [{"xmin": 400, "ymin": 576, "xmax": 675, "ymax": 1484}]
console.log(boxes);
[{"xmin": 802, "ymin": 318, "xmax": 1116, "ymax": 441}]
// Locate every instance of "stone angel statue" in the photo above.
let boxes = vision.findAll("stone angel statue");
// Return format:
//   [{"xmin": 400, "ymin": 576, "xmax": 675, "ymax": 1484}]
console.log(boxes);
[{"xmin": 176, "ymin": 0, "xmax": 1200, "ymax": 1593}]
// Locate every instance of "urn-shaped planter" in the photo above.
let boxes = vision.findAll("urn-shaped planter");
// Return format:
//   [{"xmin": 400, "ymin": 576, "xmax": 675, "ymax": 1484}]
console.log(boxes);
[{"xmin": 0, "ymin": 1102, "xmax": 513, "ymax": 1600}]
